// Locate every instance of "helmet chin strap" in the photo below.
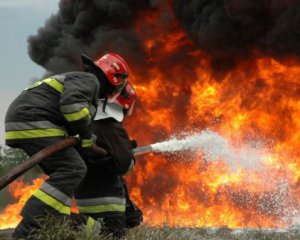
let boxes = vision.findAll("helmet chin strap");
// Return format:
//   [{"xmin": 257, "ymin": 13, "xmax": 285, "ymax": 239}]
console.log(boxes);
[
  {"xmin": 102, "ymin": 95, "xmax": 108, "ymax": 113},
  {"xmin": 102, "ymin": 84, "xmax": 115, "ymax": 113}
]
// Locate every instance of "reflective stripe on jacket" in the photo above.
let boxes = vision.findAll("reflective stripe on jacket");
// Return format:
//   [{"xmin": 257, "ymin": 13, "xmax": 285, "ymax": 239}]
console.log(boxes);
[
  {"xmin": 5, "ymin": 72, "xmax": 99, "ymax": 146},
  {"xmin": 5, "ymin": 121, "xmax": 67, "ymax": 140}
]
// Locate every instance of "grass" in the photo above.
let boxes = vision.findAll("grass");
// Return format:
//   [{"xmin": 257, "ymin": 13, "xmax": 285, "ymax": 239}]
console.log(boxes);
[
  {"xmin": 127, "ymin": 225, "xmax": 300, "ymax": 240},
  {"xmin": 1, "ymin": 218, "xmax": 300, "ymax": 240}
]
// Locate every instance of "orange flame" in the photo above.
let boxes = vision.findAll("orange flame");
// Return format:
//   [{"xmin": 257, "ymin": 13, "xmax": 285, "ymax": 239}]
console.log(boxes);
[
  {"xmin": 0, "ymin": 176, "xmax": 79, "ymax": 229},
  {"xmin": 124, "ymin": 2, "xmax": 300, "ymax": 228},
  {"xmin": 2, "ymin": 1, "xmax": 300, "ymax": 230},
  {"xmin": 0, "ymin": 177, "xmax": 45, "ymax": 229}
]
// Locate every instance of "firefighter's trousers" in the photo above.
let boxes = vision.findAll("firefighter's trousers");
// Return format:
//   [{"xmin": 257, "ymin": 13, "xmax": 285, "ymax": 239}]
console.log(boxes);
[
  {"xmin": 74, "ymin": 163, "xmax": 142, "ymax": 239},
  {"xmin": 12, "ymin": 137, "xmax": 87, "ymax": 239}
]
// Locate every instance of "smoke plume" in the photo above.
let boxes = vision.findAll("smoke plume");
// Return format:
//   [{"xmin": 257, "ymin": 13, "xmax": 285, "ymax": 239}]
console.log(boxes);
[
  {"xmin": 28, "ymin": 0, "xmax": 162, "ymax": 74},
  {"xmin": 28, "ymin": 0, "xmax": 300, "ymax": 74},
  {"xmin": 173, "ymin": 0, "xmax": 300, "ymax": 70}
]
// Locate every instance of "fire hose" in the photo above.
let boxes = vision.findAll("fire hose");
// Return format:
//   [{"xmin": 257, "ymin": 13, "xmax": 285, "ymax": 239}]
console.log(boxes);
[{"xmin": 0, "ymin": 137, "xmax": 154, "ymax": 191}]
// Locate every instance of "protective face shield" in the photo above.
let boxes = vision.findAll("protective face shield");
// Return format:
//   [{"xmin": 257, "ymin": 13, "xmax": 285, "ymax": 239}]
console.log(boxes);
[
  {"xmin": 112, "ymin": 82, "xmax": 136, "ymax": 117},
  {"xmin": 95, "ymin": 82, "xmax": 137, "ymax": 122}
]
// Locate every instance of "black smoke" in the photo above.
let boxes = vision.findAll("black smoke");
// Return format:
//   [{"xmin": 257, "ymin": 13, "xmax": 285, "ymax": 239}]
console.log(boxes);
[
  {"xmin": 28, "ymin": 0, "xmax": 162, "ymax": 74},
  {"xmin": 28, "ymin": 0, "xmax": 300, "ymax": 75},
  {"xmin": 173, "ymin": 0, "xmax": 300, "ymax": 71}
]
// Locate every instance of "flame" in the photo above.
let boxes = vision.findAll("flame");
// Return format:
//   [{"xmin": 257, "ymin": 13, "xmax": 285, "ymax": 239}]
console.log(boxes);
[
  {"xmin": 2, "ymin": 1, "xmax": 300, "ymax": 230},
  {"xmin": 0, "ymin": 176, "xmax": 79, "ymax": 229},
  {"xmin": 124, "ymin": 1, "xmax": 300, "ymax": 228},
  {"xmin": 0, "ymin": 177, "xmax": 45, "ymax": 229}
]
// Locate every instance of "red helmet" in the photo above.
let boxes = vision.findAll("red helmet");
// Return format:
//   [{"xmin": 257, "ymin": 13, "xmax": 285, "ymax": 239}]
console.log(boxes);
[
  {"xmin": 81, "ymin": 53, "xmax": 129, "ymax": 102},
  {"xmin": 93, "ymin": 53, "xmax": 129, "ymax": 86}
]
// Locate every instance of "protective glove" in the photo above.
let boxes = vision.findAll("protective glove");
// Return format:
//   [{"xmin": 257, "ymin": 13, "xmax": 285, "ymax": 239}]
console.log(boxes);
[
  {"xmin": 80, "ymin": 134, "xmax": 97, "ymax": 148},
  {"xmin": 80, "ymin": 144, "xmax": 107, "ymax": 161}
]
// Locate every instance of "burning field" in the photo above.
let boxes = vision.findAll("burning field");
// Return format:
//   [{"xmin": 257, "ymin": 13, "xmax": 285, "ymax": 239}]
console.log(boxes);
[{"xmin": 1, "ymin": 0, "xmax": 300, "ymax": 231}]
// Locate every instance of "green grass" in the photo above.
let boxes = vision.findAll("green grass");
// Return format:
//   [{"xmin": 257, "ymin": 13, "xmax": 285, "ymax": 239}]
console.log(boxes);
[
  {"xmin": 1, "ymin": 218, "xmax": 300, "ymax": 240},
  {"xmin": 127, "ymin": 225, "xmax": 300, "ymax": 240}
]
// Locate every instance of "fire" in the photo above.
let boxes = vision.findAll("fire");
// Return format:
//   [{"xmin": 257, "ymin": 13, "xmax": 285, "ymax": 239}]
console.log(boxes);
[
  {"xmin": 124, "ymin": 1, "xmax": 300, "ymax": 229},
  {"xmin": 0, "ymin": 176, "xmax": 79, "ymax": 229},
  {"xmin": 2, "ymin": 0, "xmax": 300, "ymax": 230},
  {"xmin": 0, "ymin": 177, "xmax": 45, "ymax": 229}
]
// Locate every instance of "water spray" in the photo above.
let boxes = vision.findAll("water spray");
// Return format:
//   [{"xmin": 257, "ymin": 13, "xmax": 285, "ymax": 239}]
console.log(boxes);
[{"xmin": 133, "ymin": 129, "xmax": 265, "ymax": 169}]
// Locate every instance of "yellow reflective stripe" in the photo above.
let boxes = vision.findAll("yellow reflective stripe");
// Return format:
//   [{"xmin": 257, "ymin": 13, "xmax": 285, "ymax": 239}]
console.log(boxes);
[
  {"xmin": 25, "ymin": 81, "xmax": 43, "ymax": 90},
  {"xmin": 81, "ymin": 139, "xmax": 93, "ymax": 148},
  {"xmin": 63, "ymin": 108, "xmax": 91, "ymax": 122},
  {"xmin": 33, "ymin": 189, "xmax": 70, "ymax": 215},
  {"xmin": 40, "ymin": 182, "xmax": 72, "ymax": 206},
  {"xmin": 76, "ymin": 196, "xmax": 126, "ymax": 206},
  {"xmin": 5, "ymin": 128, "xmax": 67, "ymax": 140},
  {"xmin": 60, "ymin": 103, "xmax": 89, "ymax": 114},
  {"xmin": 86, "ymin": 217, "xmax": 96, "ymax": 233},
  {"xmin": 43, "ymin": 78, "xmax": 64, "ymax": 93},
  {"xmin": 25, "ymin": 78, "xmax": 64, "ymax": 92},
  {"xmin": 5, "ymin": 121, "xmax": 65, "ymax": 131},
  {"xmin": 78, "ymin": 204, "xmax": 126, "ymax": 214}
]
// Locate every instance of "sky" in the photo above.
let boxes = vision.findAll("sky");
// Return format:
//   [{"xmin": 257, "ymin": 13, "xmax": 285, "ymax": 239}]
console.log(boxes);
[{"xmin": 0, "ymin": 0, "xmax": 60, "ymax": 145}]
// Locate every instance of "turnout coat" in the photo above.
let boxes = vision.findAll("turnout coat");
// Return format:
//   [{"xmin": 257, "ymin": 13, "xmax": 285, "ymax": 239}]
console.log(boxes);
[{"xmin": 5, "ymin": 71, "xmax": 99, "ymax": 148}]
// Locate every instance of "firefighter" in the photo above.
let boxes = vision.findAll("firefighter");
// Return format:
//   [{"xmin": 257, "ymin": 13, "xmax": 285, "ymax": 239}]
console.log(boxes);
[
  {"xmin": 74, "ymin": 82, "xmax": 143, "ymax": 239},
  {"xmin": 5, "ymin": 53, "xmax": 130, "ymax": 239}
]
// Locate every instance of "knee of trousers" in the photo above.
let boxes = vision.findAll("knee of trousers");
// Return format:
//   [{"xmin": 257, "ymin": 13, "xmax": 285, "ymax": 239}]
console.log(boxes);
[
  {"xmin": 70, "ymin": 161, "xmax": 87, "ymax": 183},
  {"xmin": 58, "ymin": 160, "xmax": 87, "ymax": 185}
]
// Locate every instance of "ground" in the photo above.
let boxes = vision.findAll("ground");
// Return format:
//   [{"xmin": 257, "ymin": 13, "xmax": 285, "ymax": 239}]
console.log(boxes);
[{"xmin": 1, "ymin": 225, "xmax": 300, "ymax": 240}]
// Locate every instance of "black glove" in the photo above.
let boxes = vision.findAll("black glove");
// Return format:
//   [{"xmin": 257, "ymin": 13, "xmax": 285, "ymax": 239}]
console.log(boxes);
[
  {"xmin": 130, "ymin": 139, "xmax": 138, "ymax": 149},
  {"xmin": 78, "ymin": 147, "xmax": 98, "ymax": 163},
  {"xmin": 79, "ymin": 146, "xmax": 111, "ymax": 165}
]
